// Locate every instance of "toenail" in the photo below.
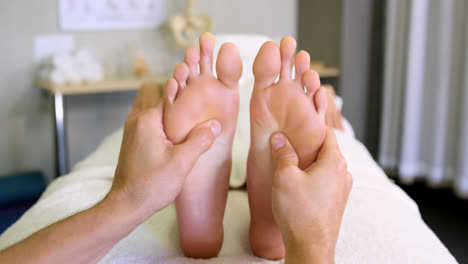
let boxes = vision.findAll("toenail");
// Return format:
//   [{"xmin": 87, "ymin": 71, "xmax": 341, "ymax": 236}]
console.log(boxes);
[
  {"xmin": 271, "ymin": 133, "xmax": 285, "ymax": 150},
  {"xmin": 210, "ymin": 120, "xmax": 222, "ymax": 136}
]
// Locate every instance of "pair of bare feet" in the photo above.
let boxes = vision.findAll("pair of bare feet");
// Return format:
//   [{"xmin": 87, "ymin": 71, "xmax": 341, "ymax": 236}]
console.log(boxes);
[{"xmin": 163, "ymin": 32, "xmax": 340, "ymax": 259}]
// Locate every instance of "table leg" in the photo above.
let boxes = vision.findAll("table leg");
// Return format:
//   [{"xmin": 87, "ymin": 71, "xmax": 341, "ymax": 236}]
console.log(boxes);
[{"xmin": 53, "ymin": 92, "xmax": 68, "ymax": 177}]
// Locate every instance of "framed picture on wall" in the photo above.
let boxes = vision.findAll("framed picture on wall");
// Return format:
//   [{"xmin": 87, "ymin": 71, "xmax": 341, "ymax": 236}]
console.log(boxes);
[{"xmin": 59, "ymin": 0, "xmax": 167, "ymax": 31}]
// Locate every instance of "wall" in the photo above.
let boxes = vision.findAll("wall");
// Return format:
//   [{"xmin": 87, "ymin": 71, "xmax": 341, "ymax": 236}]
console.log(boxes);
[
  {"xmin": 340, "ymin": 0, "xmax": 373, "ymax": 142},
  {"xmin": 297, "ymin": 0, "xmax": 384, "ymax": 156},
  {"xmin": 297, "ymin": 0, "xmax": 343, "ymax": 68},
  {"xmin": 0, "ymin": 0, "xmax": 297, "ymax": 181},
  {"xmin": 340, "ymin": 0, "xmax": 384, "ymax": 155}
]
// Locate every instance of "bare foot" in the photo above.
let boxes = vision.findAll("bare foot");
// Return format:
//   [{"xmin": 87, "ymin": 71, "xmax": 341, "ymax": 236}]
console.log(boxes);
[
  {"xmin": 247, "ymin": 37, "xmax": 327, "ymax": 260},
  {"xmin": 163, "ymin": 32, "xmax": 242, "ymax": 258},
  {"xmin": 323, "ymin": 85, "xmax": 344, "ymax": 130}
]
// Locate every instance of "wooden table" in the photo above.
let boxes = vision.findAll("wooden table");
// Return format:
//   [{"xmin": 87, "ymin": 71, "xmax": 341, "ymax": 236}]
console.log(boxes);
[
  {"xmin": 311, "ymin": 65, "xmax": 341, "ymax": 93},
  {"xmin": 37, "ymin": 77, "xmax": 167, "ymax": 177},
  {"xmin": 312, "ymin": 67, "xmax": 340, "ymax": 79}
]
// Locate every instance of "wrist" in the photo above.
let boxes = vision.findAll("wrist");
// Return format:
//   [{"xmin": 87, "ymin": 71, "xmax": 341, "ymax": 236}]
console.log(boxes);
[{"xmin": 101, "ymin": 189, "xmax": 149, "ymax": 229}]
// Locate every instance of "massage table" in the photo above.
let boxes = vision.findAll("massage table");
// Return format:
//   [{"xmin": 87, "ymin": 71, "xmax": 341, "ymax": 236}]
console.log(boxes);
[{"xmin": 0, "ymin": 35, "xmax": 458, "ymax": 263}]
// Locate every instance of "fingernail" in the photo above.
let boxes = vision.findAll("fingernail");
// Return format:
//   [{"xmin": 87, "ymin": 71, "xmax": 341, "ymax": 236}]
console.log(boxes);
[
  {"xmin": 271, "ymin": 133, "xmax": 285, "ymax": 150},
  {"xmin": 210, "ymin": 120, "xmax": 222, "ymax": 136}
]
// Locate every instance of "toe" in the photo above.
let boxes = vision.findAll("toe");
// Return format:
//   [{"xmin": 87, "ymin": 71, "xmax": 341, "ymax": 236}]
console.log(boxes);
[
  {"xmin": 314, "ymin": 87, "xmax": 328, "ymax": 115},
  {"xmin": 185, "ymin": 46, "xmax": 200, "ymax": 78},
  {"xmin": 279, "ymin": 36, "xmax": 297, "ymax": 80},
  {"xmin": 173, "ymin": 63, "xmax": 190, "ymax": 89},
  {"xmin": 216, "ymin": 42, "xmax": 242, "ymax": 88},
  {"xmin": 165, "ymin": 77, "xmax": 179, "ymax": 103},
  {"xmin": 199, "ymin": 32, "xmax": 215, "ymax": 75},
  {"xmin": 253, "ymin": 41, "xmax": 281, "ymax": 90},
  {"xmin": 294, "ymin": 50, "xmax": 310, "ymax": 84},
  {"xmin": 303, "ymin": 70, "xmax": 321, "ymax": 98}
]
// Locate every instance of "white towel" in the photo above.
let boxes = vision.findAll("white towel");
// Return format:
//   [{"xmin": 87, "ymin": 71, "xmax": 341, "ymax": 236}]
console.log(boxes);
[
  {"xmin": 39, "ymin": 49, "xmax": 104, "ymax": 85},
  {"xmin": 0, "ymin": 130, "xmax": 457, "ymax": 263}
]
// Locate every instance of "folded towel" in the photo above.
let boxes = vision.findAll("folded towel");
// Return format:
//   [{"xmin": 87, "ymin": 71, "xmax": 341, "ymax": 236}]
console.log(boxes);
[{"xmin": 39, "ymin": 49, "xmax": 104, "ymax": 85}]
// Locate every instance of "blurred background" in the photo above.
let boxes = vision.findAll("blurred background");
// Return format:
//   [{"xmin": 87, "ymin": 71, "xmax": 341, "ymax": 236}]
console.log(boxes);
[{"xmin": 0, "ymin": 0, "xmax": 466, "ymax": 261}]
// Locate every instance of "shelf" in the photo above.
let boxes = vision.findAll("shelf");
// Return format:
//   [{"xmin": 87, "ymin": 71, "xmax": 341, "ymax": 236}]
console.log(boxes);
[
  {"xmin": 37, "ymin": 76, "xmax": 169, "ymax": 95},
  {"xmin": 37, "ymin": 66, "xmax": 339, "ymax": 96},
  {"xmin": 310, "ymin": 65, "xmax": 340, "ymax": 79}
]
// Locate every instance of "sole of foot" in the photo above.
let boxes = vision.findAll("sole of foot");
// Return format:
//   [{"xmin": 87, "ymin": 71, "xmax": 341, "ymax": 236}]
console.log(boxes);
[
  {"xmin": 247, "ymin": 36, "xmax": 327, "ymax": 260},
  {"xmin": 163, "ymin": 32, "xmax": 242, "ymax": 258}
]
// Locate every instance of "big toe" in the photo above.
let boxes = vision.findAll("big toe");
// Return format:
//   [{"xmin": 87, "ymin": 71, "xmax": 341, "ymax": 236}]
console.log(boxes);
[
  {"xmin": 216, "ymin": 42, "xmax": 242, "ymax": 88},
  {"xmin": 253, "ymin": 41, "xmax": 281, "ymax": 90}
]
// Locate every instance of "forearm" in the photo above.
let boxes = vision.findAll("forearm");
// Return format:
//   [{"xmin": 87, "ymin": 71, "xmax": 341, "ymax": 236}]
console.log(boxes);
[{"xmin": 0, "ymin": 191, "xmax": 145, "ymax": 264}]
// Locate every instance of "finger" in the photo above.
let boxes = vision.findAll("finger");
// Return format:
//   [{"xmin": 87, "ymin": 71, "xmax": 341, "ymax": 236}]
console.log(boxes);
[
  {"xmin": 270, "ymin": 132, "xmax": 299, "ymax": 170},
  {"xmin": 129, "ymin": 101, "xmax": 165, "ymax": 135},
  {"xmin": 131, "ymin": 82, "xmax": 162, "ymax": 114},
  {"xmin": 316, "ymin": 127, "xmax": 341, "ymax": 162},
  {"xmin": 149, "ymin": 101, "xmax": 164, "ymax": 127},
  {"xmin": 171, "ymin": 120, "xmax": 221, "ymax": 172}
]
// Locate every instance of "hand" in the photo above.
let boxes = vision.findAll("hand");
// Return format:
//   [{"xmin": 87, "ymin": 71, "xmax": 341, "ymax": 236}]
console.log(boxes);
[
  {"xmin": 109, "ymin": 83, "xmax": 222, "ymax": 221},
  {"xmin": 269, "ymin": 128, "xmax": 353, "ymax": 263},
  {"xmin": 0, "ymin": 83, "xmax": 222, "ymax": 264}
]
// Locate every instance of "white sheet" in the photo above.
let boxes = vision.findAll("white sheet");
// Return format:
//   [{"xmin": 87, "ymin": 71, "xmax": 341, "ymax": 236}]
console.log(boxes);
[{"xmin": 0, "ymin": 128, "xmax": 457, "ymax": 263}]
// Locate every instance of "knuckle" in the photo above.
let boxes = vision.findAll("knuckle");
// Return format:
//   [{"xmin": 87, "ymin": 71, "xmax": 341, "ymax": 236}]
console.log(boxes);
[
  {"xmin": 134, "ymin": 114, "xmax": 149, "ymax": 132},
  {"xmin": 197, "ymin": 128, "xmax": 215, "ymax": 148},
  {"xmin": 279, "ymin": 152, "xmax": 296, "ymax": 162},
  {"xmin": 275, "ymin": 149, "xmax": 297, "ymax": 164},
  {"xmin": 277, "ymin": 165, "xmax": 296, "ymax": 177}
]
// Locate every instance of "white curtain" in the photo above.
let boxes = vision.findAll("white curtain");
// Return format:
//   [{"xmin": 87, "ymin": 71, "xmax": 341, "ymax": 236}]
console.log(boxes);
[{"xmin": 379, "ymin": 0, "xmax": 468, "ymax": 198}]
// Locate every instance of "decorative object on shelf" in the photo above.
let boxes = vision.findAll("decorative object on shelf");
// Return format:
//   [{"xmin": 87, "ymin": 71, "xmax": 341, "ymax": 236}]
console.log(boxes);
[
  {"xmin": 37, "ymin": 49, "xmax": 104, "ymax": 85},
  {"xmin": 168, "ymin": 0, "xmax": 212, "ymax": 49},
  {"xmin": 134, "ymin": 52, "xmax": 150, "ymax": 77}
]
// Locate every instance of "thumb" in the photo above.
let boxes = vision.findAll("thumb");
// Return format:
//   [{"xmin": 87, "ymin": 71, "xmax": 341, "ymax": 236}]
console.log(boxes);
[
  {"xmin": 172, "ymin": 120, "xmax": 221, "ymax": 170},
  {"xmin": 270, "ymin": 132, "xmax": 299, "ymax": 171}
]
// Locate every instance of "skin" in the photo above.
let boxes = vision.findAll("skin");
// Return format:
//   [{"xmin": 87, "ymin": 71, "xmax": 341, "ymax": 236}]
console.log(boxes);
[
  {"xmin": 0, "ymin": 83, "xmax": 221, "ymax": 264},
  {"xmin": 163, "ymin": 32, "xmax": 242, "ymax": 258},
  {"xmin": 0, "ymin": 39, "xmax": 352, "ymax": 264},
  {"xmin": 270, "ymin": 129, "xmax": 353, "ymax": 264},
  {"xmin": 323, "ymin": 85, "xmax": 344, "ymax": 130},
  {"xmin": 247, "ymin": 36, "xmax": 328, "ymax": 260}
]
